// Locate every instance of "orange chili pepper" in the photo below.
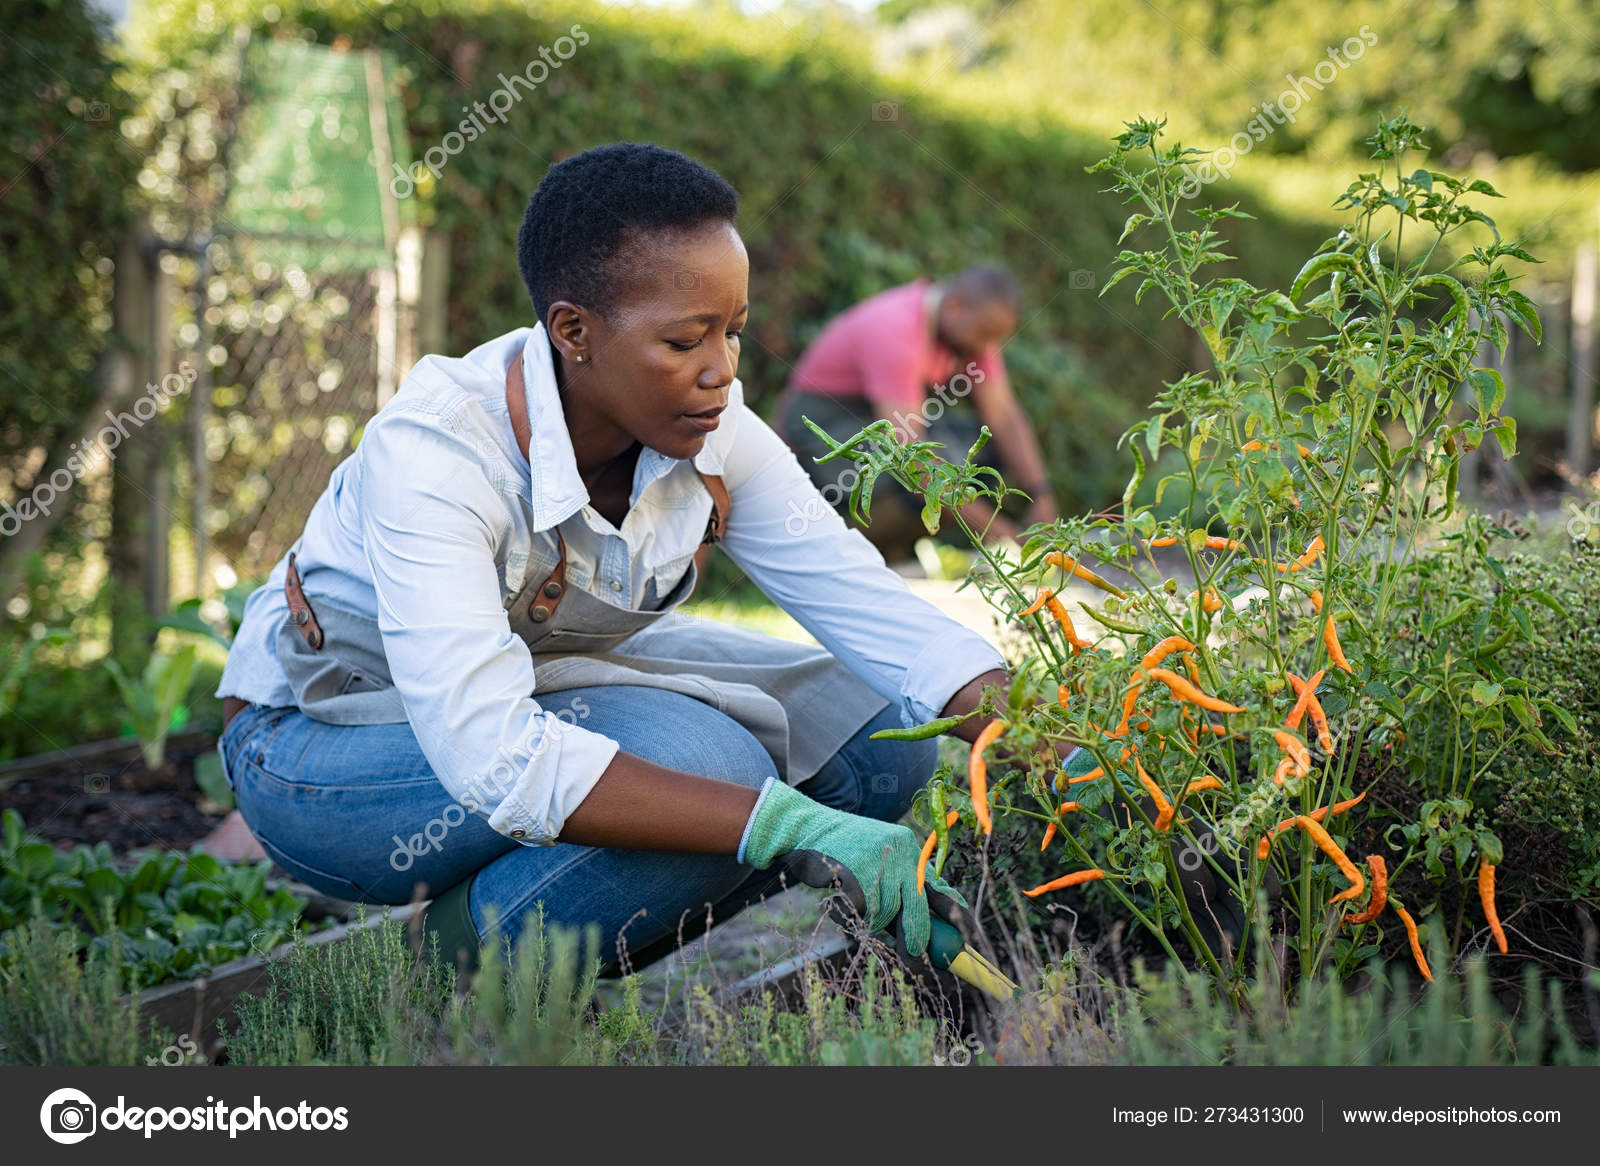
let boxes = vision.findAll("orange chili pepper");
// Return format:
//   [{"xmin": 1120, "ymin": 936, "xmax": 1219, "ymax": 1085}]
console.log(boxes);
[
  {"xmin": 1241, "ymin": 439, "xmax": 1265, "ymax": 452},
  {"xmin": 1201, "ymin": 586, "xmax": 1223, "ymax": 612},
  {"xmin": 1063, "ymin": 765, "xmax": 1104, "ymax": 785},
  {"xmin": 1140, "ymin": 636, "xmax": 1195, "ymax": 670},
  {"xmin": 1273, "ymin": 728, "xmax": 1312, "ymax": 776},
  {"xmin": 1324, "ymin": 615, "xmax": 1354, "ymax": 674},
  {"xmin": 1018, "ymin": 587, "xmax": 1054, "ymax": 617},
  {"xmin": 1293, "ymin": 816, "xmax": 1365, "ymax": 902},
  {"xmin": 1112, "ymin": 670, "xmax": 1145, "ymax": 737},
  {"xmin": 1394, "ymin": 904, "xmax": 1433, "ymax": 982},
  {"xmin": 1039, "ymin": 802, "xmax": 1083, "ymax": 850},
  {"xmin": 1045, "ymin": 594, "xmax": 1094, "ymax": 651},
  {"xmin": 1295, "ymin": 442, "xmax": 1313, "ymax": 458},
  {"xmin": 1183, "ymin": 775, "xmax": 1224, "ymax": 794},
  {"xmin": 1023, "ymin": 868, "xmax": 1106, "ymax": 897},
  {"xmin": 1272, "ymin": 755, "xmax": 1296, "ymax": 786},
  {"xmin": 916, "ymin": 827, "xmax": 938, "ymax": 895},
  {"xmin": 1137, "ymin": 761, "xmax": 1174, "ymax": 831},
  {"xmin": 1276, "ymin": 535, "xmax": 1324, "ymax": 573},
  {"xmin": 968, "ymin": 719, "xmax": 1006, "ymax": 836},
  {"xmin": 1286, "ymin": 674, "xmax": 1334, "ymax": 752},
  {"xmin": 1147, "ymin": 536, "xmax": 1179, "ymax": 548},
  {"xmin": 1283, "ymin": 673, "xmax": 1314, "ymax": 732},
  {"xmin": 1479, "ymin": 861, "xmax": 1508, "ymax": 954},
  {"xmin": 1057, "ymin": 683, "xmax": 1071, "ymax": 712},
  {"xmin": 1044, "ymin": 552, "xmax": 1128, "ymax": 598},
  {"xmin": 1204, "ymin": 536, "xmax": 1245, "ymax": 552},
  {"xmin": 1145, "ymin": 667, "xmax": 1247, "ymax": 714},
  {"xmin": 1344, "ymin": 855, "xmax": 1388, "ymax": 925},
  {"xmin": 1310, "ymin": 588, "xmax": 1324, "ymax": 613},
  {"xmin": 1257, "ymin": 791, "xmax": 1366, "ymax": 859},
  {"xmin": 916, "ymin": 808, "xmax": 964, "ymax": 896}
]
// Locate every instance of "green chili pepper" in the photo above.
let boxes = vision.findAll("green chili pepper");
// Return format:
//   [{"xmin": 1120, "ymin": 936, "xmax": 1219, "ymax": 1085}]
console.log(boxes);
[
  {"xmin": 965, "ymin": 425, "xmax": 993, "ymax": 466},
  {"xmin": 1472, "ymin": 622, "xmax": 1515, "ymax": 660},
  {"xmin": 1123, "ymin": 443, "xmax": 1147, "ymax": 514},
  {"xmin": 1080, "ymin": 604, "xmax": 1147, "ymax": 635},
  {"xmin": 931, "ymin": 783, "xmax": 951, "ymax": 878},
  {"xmin": 870, "ymin": 714, "xmax": 967, "ymax": 740}
]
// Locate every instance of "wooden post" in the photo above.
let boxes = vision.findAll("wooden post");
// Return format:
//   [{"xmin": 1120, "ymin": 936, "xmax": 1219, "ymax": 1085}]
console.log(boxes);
[
  {"xmin": 396, "ymin": 226, "xmax": 421, "ymax": 384},
  {"xmin": 418, "ymin": 228, "xmax": 450, "ymax": 359},
  {"xmin": 373, "ymin": 264, "xmax": 398, "ymax": 410},
  {"xmin": 1569, "ymin": 237, "xmax": 1596, "ymax": 479},
  {"xmin": 108, "ymin": 215, "xmax": 171, "ymax": 670},
  {"xmin": 190, "ymin": 243, "xmax": 214, "ymax": 597}
]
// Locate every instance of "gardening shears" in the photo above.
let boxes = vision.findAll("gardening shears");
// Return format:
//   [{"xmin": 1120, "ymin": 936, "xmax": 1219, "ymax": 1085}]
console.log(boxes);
[{"xmin": 926, "ymin": 915, "xmax": 1019, "ymax": 1001}]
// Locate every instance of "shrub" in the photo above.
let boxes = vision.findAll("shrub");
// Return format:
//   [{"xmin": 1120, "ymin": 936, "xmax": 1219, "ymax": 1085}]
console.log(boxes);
[
  {"xmin": 0, "ymin": 916, "xmax": 157, "ymax": 1066},
  {"xmin": 815, "ymin": 114, "xmax": 1553, "ymax": 1002}
]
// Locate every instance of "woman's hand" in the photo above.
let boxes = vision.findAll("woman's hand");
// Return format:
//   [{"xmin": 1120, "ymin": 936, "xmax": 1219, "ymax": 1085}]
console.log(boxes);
[{"xmin": 740, "ymin": 779, "xmax": 968, "ymax": 957}]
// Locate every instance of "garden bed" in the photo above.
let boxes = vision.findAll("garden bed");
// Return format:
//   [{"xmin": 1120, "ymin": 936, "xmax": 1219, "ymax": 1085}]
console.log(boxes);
[{"xmin": 0, "ymin": 730, "xmax": 226, "ymax": 853}]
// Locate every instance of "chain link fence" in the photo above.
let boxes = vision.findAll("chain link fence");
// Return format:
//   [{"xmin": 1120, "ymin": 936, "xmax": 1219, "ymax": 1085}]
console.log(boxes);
[{"xmin": 171, "ymin": 235, "xmax": 397, "ymax": 588}]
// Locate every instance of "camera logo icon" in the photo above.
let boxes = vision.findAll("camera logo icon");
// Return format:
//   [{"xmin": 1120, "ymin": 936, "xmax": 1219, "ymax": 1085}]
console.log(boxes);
[
  {"xmin": 40, "ymin": 1087, "xmax": 97, "ymax": 1144},
  {"xmin": 872, "ymin": 101, "xmax": 900, "ymax": 122},
  {"xmin": 673, "ymin": 270, "xmax": 701, "ymax": 290},
  {"xmin": 84, "ymin": 101, "xmax": 109, "ymax": 122},
  {"xmin": 1068, "ymin": 269, "xmax": 1096, "ymax": 290}
]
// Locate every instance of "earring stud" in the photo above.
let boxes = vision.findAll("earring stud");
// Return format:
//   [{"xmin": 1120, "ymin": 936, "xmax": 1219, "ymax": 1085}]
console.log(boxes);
[{"xmin": 575, "ymin": 354, "xmax": 585, "ymax": 363}]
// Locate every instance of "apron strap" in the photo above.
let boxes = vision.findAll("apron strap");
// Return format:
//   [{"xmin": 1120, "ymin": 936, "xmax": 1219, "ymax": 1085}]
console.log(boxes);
[{"xmin": 284, "ymin": 551, "xmax": 325, "ymax": 650}]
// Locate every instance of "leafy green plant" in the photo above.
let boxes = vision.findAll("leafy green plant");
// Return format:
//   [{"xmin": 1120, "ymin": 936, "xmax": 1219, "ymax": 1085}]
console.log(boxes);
[
  {"xmin": 808, "ymin": 114, "xmax": 1558, "ymax": 1002},
  {"xmin": 996, "ymin": 953, "xmax": 1599, "ymax": 1066},
  {"xmin": 101, "ymin": 644, "xmax": 196, "ymax": 770},
  {"xmin": 0, "ymin": 811, "xmax": 311, "ymax": 985},
  {"xmin": 0, "ymin": 916, "xmax": 159, "ymax": 1066}
]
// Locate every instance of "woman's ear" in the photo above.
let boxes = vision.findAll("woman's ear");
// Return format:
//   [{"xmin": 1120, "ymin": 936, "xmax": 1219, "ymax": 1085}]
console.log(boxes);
[{"xmin": 545, "ymin": 301, "xmax": 590, "ymax": 363}]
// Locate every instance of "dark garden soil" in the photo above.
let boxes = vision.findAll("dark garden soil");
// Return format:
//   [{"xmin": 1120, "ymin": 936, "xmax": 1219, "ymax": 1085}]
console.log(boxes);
[{"xmin": 0, "ymin": 734, "xmax": 226, "ymax": 853}]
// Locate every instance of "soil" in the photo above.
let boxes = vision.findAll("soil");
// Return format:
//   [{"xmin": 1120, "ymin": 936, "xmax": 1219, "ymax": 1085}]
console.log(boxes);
[{"xmin": 0, "ymin": 736, "xmax": 227, "ymax": 854}]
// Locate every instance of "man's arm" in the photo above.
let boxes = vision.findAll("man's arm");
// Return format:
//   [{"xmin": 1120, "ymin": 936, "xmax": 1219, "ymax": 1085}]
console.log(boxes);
[{"xmin": 968, "ymin": 357, "xmax": 1057, "ymax": 524}]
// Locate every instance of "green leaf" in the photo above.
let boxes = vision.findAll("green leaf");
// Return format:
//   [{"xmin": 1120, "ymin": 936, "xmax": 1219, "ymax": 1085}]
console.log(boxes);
[
  {"xmin": 1489, "ymin": 417, "xmax": 1516, "ymax": 457},
  {"xmin": 193, "ymin": 751, "xmax": 235, "ymax": 810},
  {"xmin": 1146, "ymin": 412, "xmax": 1166, "ymax": 461},
  {"xmin": 1468, "ymin": 367, "xmax": 1506, "ymax": 417},
  {"xmin": 1468, "ymin": 680, "xmax": 1502, "ymax": 706},
  {"xmin": 1478, "ymin": 832, "xmax": 1504, "ymax": 866}
]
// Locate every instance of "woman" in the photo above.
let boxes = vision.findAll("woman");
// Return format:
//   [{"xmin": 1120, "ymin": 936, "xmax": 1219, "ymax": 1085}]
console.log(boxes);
[{"xmin": 215, "ymin": 143, "xmax": 1021, "ymax": 975}]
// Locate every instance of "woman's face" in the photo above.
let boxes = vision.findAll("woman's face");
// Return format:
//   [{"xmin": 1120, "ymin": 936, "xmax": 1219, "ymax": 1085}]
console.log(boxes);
[{"xmin": 549, "ymin": 221, "xmax": 749, "ymax": 462}]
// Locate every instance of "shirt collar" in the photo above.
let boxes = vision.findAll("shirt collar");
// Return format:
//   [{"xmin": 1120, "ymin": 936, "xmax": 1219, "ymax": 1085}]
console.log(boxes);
[{"xmin": 509, "ymin": 324, "xmax": 727, "ymax": 533}]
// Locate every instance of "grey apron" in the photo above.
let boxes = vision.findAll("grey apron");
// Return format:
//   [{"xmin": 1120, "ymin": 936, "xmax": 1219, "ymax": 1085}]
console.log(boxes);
[{"xmin": 273, "ymin": 507, "xmax": 892, "ymax": 786}]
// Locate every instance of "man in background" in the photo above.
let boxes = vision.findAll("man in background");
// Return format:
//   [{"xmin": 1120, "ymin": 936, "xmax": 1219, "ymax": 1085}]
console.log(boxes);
[{"xmin": 777, "ymin": 266, "xmax": 1057, "ymax": 562}]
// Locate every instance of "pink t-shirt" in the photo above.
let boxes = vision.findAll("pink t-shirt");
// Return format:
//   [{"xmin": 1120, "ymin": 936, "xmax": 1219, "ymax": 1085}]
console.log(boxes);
[{"xmin": 789, "ymin": 279, "xmax": 1009, "ymax": 411}]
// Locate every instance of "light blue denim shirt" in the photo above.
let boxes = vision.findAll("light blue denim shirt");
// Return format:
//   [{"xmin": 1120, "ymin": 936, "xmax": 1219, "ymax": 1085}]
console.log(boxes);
[{"xmin": 218, "ymin": 325, "xmax": 1006, "ymax": 845}]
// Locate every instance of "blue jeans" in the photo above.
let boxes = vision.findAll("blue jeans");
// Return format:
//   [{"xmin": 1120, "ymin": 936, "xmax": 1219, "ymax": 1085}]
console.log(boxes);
[{"xmin": 219, "ymin": 686, "xmax": 937, "ymax": 973}]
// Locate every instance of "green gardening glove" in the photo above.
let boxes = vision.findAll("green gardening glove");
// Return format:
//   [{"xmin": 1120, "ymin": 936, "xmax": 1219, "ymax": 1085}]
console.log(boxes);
[{"xmin": 740, "ymin": 778, "xmax": 968, "ymax": 957}]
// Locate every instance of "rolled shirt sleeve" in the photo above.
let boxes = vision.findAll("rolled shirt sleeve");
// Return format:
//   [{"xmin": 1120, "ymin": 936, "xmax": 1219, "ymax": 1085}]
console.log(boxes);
[
  {"xmin": 714, "ymin": 400, "xmax": 1006, "ymax": 728},
  {"xmin": 358, "ymin": 409, "xmax": 620, "ymax": 845}
]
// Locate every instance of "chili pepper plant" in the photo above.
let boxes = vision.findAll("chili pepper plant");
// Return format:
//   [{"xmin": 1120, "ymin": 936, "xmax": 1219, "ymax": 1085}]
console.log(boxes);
[{"xmin": 806, "ymin": 115, "xmax": 1567, "ymax": 1004}]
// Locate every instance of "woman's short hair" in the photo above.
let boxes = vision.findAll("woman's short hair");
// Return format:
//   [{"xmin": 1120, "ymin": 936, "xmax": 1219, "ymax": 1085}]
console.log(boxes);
[{"xmin": 517, "ymin": 142, "xmax": 740, "ymax": 324}]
